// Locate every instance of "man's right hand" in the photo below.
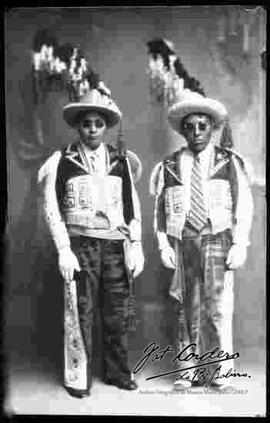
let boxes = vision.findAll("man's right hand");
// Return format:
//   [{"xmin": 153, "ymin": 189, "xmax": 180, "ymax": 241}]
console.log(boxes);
[
  {"xmin": 58, "ymin": 246, "xmax": 81, "ymax": 281},
  {"xmin": 160, "ymin": 246, "xmax": 176, "ymax": 269}
]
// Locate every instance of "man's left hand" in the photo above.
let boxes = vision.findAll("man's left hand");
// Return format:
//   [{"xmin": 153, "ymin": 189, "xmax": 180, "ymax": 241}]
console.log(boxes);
[
  {"xmin": 126, "ymin": 241, "xmax": 145, "ymax": 278},
  {"xmin": 226, "ymin": 244, "xmax": 247, "ymax": 269}
]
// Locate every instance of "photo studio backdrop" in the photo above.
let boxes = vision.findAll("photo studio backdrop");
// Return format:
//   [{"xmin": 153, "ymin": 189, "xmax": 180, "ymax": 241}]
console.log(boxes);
[{"xmin": 5, "ymin": 6, "xmax": 266, "ymax": 376}]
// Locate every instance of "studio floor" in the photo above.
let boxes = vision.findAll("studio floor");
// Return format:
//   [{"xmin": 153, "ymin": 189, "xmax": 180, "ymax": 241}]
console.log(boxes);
[{"xmin": 4, "ymin": 328, "xmax": 266, "ymax": 417}]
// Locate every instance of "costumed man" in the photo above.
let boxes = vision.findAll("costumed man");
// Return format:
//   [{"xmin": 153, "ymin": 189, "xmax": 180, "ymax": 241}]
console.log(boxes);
[
  {"xmin": 150, "ymin": 89, "xmax": 253, "ymax": 391},
  {"xmin": 38, "ymin": 88, "xmax": 144, "ymax": 398}
]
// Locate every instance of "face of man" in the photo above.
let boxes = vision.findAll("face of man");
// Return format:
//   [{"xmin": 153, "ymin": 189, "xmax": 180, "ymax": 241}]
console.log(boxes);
[
  {"xmin": 77, "ymin": 111, "xmax": 107, "ymax": 150},
  {"xmin": 181, "ymin": 114, "xmax": 213, "ymax": 154}
]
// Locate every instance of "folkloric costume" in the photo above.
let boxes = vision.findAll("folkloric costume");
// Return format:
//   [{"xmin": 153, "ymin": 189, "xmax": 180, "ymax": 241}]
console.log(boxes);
[
  {"xmin": 150, "ymin": 89, "xmax": 253, "ymax": 383},
  {"xmin": 38, "ymin": 88, "xmax": 144, "ymax": 396}
]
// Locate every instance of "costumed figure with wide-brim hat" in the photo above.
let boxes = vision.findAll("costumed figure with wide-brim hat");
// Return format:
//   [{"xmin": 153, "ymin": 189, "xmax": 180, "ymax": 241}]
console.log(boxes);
[
  {"xmin": 39, "ymin": 85, "xmax": 144, "ymax": 398},
  {"xmin": 150, "ymin": 86, "xmax": 253, "ymax": 392}
]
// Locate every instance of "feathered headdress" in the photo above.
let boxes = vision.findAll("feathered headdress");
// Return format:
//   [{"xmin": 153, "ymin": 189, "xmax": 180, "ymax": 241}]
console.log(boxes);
[
  {"xmin": 31, "ymin": 28, "xmax": 110, "ymax": 104},
  {"xmin": 17, "ymin": 28, "xmax": 143, "ymax": 181},
  {"xmin": 146, "ymin": 38, "xmax": 233, "ymax": 148}
]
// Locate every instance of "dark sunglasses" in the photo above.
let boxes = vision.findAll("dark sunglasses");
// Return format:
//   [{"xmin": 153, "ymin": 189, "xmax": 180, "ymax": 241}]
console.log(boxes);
[
  {"xmin": 183, "ymin": 122, "xmax": 210, "ymax": 131},
  {"xmin": 81, "ymin": 119, "xmax": 105, "ymax": 129}
]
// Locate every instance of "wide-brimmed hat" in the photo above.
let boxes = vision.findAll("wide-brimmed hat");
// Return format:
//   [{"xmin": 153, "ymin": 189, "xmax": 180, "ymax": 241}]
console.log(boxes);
[
  {"xmin": 167, "ymin": 89, "xmax": 228, "ymax": 134},
  {"xmin": 63, "ymin": 89, "xmax": 122, "ymax": 128}
]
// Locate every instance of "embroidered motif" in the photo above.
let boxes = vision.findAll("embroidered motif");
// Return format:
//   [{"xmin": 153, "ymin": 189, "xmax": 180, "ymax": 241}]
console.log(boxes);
[
  {"xmin": 172, "ymin": 187, "xmax": 185, "ymax": 214},
  {"xmin": 62, "ymin": 175, "xmax": 125, "ymax": 230},
  {"xmin": 78, "ymin": 181, "xmax": 92, "ymax": 208},
  {"xmin": 63, "ymin": 195, "xmax": 75, "ymax": 209},
  {"xmin": 64, "ymin": 280, "xmax": 88, "ymax": 390},
  {"xmin": 207, "ymin": 180, "xmax": 232, "ymax": 210},
  {"xmin": 66, "ymin": 183, "xmax": 74, "ymax": 192},
  {"xmin": 66, "ymin": 149, "xmax": 90, "ymax": 174},
  {"xmin": 165, "ymin": 185, "xmax": 186, "ymax": 240},
  {"xmin": 208, "ymin": 159, "xmax": 229, "ymax": 178},
  {"xmin": 164, "ymin": 161, "xmax": 183, "ymax": 185},
  {"xmin": 110, "ymin": 181, "xmax": 122, "ymax": 207}
]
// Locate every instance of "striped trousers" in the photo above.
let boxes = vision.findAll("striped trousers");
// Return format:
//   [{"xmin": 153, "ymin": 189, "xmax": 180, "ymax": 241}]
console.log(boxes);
[{"xmin": 174, "ymin": 227, "xmax": 235, "ymax": 378}]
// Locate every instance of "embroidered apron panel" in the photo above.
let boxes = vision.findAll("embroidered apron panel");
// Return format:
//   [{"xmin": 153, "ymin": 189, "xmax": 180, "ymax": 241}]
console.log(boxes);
[
  {"xmin": 165, "ymin": 185, "xmax": 186, "ymax": 240},
  {"xmin": 62, "ymin": 175, "xmax": 125, "ymax": 230},
  {"xmin": 207, "ymin": 179, "xmax": 233, "ymax": 229}
]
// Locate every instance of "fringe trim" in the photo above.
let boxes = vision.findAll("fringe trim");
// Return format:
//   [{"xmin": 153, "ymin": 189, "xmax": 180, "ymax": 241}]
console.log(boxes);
[
  {"xmin": 37, "ymin": 150, "xmax": 62, "ymax": 183},
  {"xmin": 149, "ymin": 161, "xmax": 164, "ymax": 196},
  {"xmin": 127, "ymin": 271, "xmax": 137, "ymax": 332}
]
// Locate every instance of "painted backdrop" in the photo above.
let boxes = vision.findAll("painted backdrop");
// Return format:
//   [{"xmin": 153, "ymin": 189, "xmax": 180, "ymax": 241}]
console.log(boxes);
[{"xmin": 5, "ymin": 6, "xmax": 266, "ymax": 379}]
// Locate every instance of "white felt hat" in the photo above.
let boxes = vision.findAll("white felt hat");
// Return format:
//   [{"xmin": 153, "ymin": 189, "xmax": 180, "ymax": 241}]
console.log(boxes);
[
  {"xmin": 63, "ymin": 89, "xmax": 122, "ymax": 128},
  {"xmin": 167, "ymin": 89, "xmax": 228, "ymax": 134}
]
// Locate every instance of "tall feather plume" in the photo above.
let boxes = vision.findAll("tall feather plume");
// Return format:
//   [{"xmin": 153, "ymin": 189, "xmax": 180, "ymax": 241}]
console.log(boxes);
[
  {"xmin": 146, "ymin": 38, "xmax": 233, "ymax": 148},
  {"xmin": 17, "ymin": 28, "xmax": 119, "ymax": 170}
]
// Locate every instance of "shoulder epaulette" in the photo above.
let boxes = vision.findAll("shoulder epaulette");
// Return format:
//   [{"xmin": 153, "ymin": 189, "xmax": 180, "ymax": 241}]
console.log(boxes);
[
  {"xmin": 221, "ymin": 147, "xmax": 251, "ymax": 177},
  {"xmin": 63, "ymin": 142, "xmax": 79, "ymax": 155},
  {"xmin": 215, "ymin": 146, "xmax": 233, "ymax": 160}
]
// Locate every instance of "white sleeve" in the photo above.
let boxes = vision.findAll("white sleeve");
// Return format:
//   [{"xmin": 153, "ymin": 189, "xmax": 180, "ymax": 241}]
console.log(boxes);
[
  {"xmin": 231, "ymin": 156, "xmax": 253, "ymax": 247},
  {"xmin": 38, "ymin": 151, "xmax": 71, "ymax": 252},
  {"xmin": 150, "ymin": 161, "xmax": 172, "ymax": 251}
]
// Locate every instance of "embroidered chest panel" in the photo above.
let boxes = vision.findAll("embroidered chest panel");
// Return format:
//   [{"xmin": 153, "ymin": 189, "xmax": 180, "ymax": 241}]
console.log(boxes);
[
  {"xmin": 55, "ymin": 142, "xmax": 134, "ymax": 226},
  {"xmin": 62, "ymin": 174, "xmax": 123, "ymax": 212}
]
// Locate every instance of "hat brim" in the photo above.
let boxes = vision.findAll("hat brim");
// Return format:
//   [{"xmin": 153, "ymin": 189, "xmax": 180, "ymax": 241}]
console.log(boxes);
[
  {"xmin": 63, "ymin": 103, "xmax": 122, "ymax": 128},
  {"xmin": 168, "ymin": 98, "xmax": 227, "ymax": 134}
]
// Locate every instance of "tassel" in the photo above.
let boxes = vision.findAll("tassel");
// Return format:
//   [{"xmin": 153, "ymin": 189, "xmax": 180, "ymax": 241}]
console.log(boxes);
[
  {"xmin": 220, "ymin": 120, "xmax": 234, "ymax": 149},
  {"xmin": 116, "ymin": 120, "xmax": 126, "ymax": 159},
  {"xmin": 108, "ymin": 120, "xmax": 126, "ymax": 174}
]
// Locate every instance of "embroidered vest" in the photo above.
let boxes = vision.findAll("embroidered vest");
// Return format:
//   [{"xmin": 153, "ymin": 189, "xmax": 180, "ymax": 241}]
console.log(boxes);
[
  {"xmin": 163, "ymin": 146, "xmax": 239, "ymax": 239},
  {"xmin": 56, "ymin": 143, "xmax": 134, "ymax": 230}
]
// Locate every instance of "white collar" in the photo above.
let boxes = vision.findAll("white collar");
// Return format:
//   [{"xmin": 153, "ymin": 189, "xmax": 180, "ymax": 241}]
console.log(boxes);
[
  {"xmin": 187, "ymin": 141, "xmax": 214, "ymax": 162},
  {"xmin": 197, "ymin": 141, "xmax": 214, "ymax": 162},
  {"xmin": 80, "ymin": 141, "xmax": 105, "ymax": 158}
]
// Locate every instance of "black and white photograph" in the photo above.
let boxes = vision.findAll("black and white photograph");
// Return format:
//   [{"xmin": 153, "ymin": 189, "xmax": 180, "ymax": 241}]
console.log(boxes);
[{"xmin": 3, "ymin": 5, "xmax": 266, "ymax": 417}]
